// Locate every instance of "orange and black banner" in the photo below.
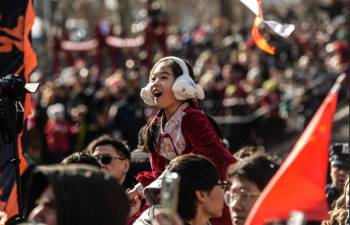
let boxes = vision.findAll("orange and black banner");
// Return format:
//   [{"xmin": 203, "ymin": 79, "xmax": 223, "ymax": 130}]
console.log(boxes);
[{"xmin": 0, "ymin": 0, "xmax": 37, "ymax": 222}]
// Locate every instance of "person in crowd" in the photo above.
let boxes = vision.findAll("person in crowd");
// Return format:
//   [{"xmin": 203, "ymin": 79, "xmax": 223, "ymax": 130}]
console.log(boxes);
[
  {"xmin": 133, "ymin": 56, "xmax": 235, "ymax": 225},
  {"xmin": 24, "ymin": 164, "xmax": 130, "ymax": 225},
  {"xmin": 225, "ymin": 153, "xmax": 280, "ymax": 225},
  {"xmin": 87, "ymin": 134, "xmax": 137, "ymax": 190},
  {"xmin": 142, "ymin": 0, "xmax": 168, "ymax": 68},
  {"xmin": 322, "ymin": 175, "xmax": 349, "ymax": 225},
  {"xmin": 134, "ymin": 154, "xmax": 227, "ymax": 225},
  {"xmin": 61, "ymin": 151, "xmax": 102, "ymax": 168},
  {"xmin": 326, "ymin": 143, "xmax": 350, "ymax": 208},
  {"xmin": 44, "ymin": 103, "xmax": 77, "ymax": 163}
]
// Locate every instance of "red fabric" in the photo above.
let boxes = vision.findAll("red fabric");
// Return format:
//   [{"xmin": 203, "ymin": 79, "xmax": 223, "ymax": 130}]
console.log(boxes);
[
  {"xmin": 44, "ymin": 120, "xmax": 75, "ymax": 154},
  {"xmin": 245, "ymin": 86, "xmax": 339, "ymax": 225},
  {"xmin": 181, "ymin": 108, "xmax": 236, "ymax": 179}
]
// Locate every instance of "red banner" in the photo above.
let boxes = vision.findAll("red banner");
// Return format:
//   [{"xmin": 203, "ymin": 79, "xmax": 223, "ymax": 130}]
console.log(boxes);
[{"xmin": 0, "ymin": 0, "xmax": 37, "ymax": 221}]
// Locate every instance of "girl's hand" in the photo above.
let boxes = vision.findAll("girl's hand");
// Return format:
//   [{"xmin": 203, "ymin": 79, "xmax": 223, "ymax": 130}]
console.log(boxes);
[
  {"xmin": 129, "ymin": 196, "xmax": 142, "ymax": 217},
  {"xmin": 127, "ymin": 187, "xmax": 141, "ymax": 200}
]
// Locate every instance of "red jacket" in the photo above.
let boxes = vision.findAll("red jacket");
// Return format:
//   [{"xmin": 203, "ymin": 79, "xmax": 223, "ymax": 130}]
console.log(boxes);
[
  {"xmin": 137, "ymin": 105, "xmax": 236, "ymax": 225},
  {"xmin": 44, "ymin": 119, "xmax": 74, "ymax": 154}
]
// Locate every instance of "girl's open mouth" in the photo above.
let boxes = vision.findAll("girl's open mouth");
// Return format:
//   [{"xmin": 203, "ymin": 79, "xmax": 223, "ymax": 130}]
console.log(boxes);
[{"xmin": 153, "ymin": 90, "xmax": 162, "ymax": 97}]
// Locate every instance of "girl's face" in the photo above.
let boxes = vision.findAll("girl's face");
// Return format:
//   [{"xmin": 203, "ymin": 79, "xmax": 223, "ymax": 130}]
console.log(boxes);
[{"xmin": 149, "ymin": 61, "xmax": 182, "ymax": 110}]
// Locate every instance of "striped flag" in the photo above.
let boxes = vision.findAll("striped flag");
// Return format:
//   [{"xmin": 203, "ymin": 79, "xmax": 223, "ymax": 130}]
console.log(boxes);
[{"xmin": 0, "ymin": 0, "xmax": 37, "ymax": 222}]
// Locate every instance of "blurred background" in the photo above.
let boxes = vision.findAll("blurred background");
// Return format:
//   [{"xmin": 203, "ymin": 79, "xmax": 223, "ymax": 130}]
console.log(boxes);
[{"xmin": 27, "ymin": 0, "xmax": 349, "ymax": 164}]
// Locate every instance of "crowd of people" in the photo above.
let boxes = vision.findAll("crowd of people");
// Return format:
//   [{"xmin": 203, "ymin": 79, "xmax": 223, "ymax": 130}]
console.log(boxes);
[
  {"xmin": 27, "ymin": 0, "xmax": 348, "ymax": 164},
  {"xmin": 5, "ymin": 141, "xmax": 349, "ymax": 225},
  {"xmin": 8, "ymin": 53, "xmax": 349, "ymax": 225},
  {"xmin": 1, "ymin": 0, "xmax": 349, "ymax": 225}
]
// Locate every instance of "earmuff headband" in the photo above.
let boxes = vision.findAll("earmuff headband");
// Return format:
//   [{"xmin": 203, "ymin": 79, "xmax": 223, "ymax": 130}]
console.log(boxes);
[{"xmin": 160, "ymin": 56, "xmax": 191, "ymax": 81}]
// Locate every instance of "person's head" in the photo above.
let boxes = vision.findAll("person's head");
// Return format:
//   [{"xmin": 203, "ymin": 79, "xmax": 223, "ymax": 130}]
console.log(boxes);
[
  {"xmin": 323, "ymin": 175, "xmax": 349, "ymax": 225},
  {"xmin": 87, "ymin": 135, "xmax": 131, "ymax": 184},
  {"xmin": 140, "ymin": 56, "xmax": 204, "ymax": 114},
  {"xmin": 61, "ymin": 152, "xmax": 102, "ymax": 168},
  {"xmin": 167, "ymin": 154, "xmax": 226, "ymax": 223},
  {"xmin": 222, "ymin": 63, "xmax": 247, "ymax": 82},
  {"xmin": 225, "ymin": 153, "xmax": 279, "ymax": 225},
  {"xmin": 329, "ymin": 143, "xmax": 350, "ymax": 192},
  {"xmin": 47, "ymin": 103, "xmax": 65, "ymax": 121},
  {"xmin": 25, "ymin": 164, "xmax": 130, "ymax": 225}
]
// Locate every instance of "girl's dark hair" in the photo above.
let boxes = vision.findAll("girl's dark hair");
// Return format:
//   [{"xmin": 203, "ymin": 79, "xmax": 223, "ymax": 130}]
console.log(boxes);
[
  {"xmin": 167, "ymin": 154, "xmax": 220, "ymax": 222},
  {"xmin": 144, "ymin": 58, "xmax": 223, "ymax": 152}
]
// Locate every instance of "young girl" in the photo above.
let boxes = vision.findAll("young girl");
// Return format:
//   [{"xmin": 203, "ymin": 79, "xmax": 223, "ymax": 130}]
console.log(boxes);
[{"xmin": 130, "ymin": 56, "xmax": 235, "ymax": 225}]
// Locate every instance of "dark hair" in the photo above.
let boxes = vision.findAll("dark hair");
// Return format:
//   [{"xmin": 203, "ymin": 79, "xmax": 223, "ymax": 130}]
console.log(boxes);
[
  {"xmin": 25, "ymin": 164, "xmax": 130, "ymax": 225},
  {"xmin": 233, "ymin": 145, "xmax": 265, "ymax": 159},
  {"xmin": 61, "ymin": 152, "xmax": 102, "ymax": 168},
  {"xmin": 167, "ymin": 154, "xmax": 220, "ymax": 221},
  {"xmin": 87, "ymin": 135, "xmax": 130, "ymax": 160},
  {"xmin": 137, "ymin": 125, "xmax": 148, "ymax": 149},
  {"xmin": 227, "ymin": 153, "xmax": 279, "ymax": 190}
]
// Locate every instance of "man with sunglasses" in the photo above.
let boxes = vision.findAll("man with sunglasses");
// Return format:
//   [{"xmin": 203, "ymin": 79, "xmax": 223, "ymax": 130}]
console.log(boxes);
[
  {"xmin": 87, "ymin": 135, "xmax": 137, "ymax": 190},
  {"xmin": 225, "ymin": 153, "xmax": 279, "ymax": 225}
]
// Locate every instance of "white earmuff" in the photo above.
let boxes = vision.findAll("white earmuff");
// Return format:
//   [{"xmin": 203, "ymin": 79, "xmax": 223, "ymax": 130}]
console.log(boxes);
[
  {"xmin": 163, "ymin": 56, "xmax": 205, "ymax": 100},
  {"xmin": 140, "ymin": 83, "xmax": 156, "ymax": 106}
]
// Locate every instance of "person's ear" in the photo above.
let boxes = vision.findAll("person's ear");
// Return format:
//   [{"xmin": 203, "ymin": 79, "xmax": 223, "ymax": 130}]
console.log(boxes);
[
  {"xmin": 195, "ymin": 190, "xmax": 208, "ymax": 204},
  {"xmin": 123, "ymin": 159, "xmax": 130, "ymax": 173}
]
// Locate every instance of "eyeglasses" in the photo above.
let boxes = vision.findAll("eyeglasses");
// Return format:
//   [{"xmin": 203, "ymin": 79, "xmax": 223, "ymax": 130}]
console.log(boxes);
[
  {"xmin": 216, "ymin": 180, "xmax": 229, "ymax": 191},
  {"xmin": 97, "ymin": 155, "xmax": 126, "ymax": 165},
  {"xmin": 224, "ymin": 189, "xmax": 260, "ymax": 207}
]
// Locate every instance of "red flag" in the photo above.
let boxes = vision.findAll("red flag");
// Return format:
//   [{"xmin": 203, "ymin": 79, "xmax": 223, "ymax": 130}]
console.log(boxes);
[
  {"xmin": 0, "ymin": 0, "xmax": 37, "ymax": 221},
  {"xmin": 245, "ymin": 76, "xmax": 344, "ymax": 225}
]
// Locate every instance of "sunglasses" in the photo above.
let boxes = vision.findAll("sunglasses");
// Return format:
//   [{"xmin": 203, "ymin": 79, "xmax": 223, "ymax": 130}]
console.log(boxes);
[
  {"xmin": 217, "ymin": 180, "xmax": 229, "ymax": 191},
  {"xmin": 98, "ymin": 155, "xmax": 126, "ymax": 165}
]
